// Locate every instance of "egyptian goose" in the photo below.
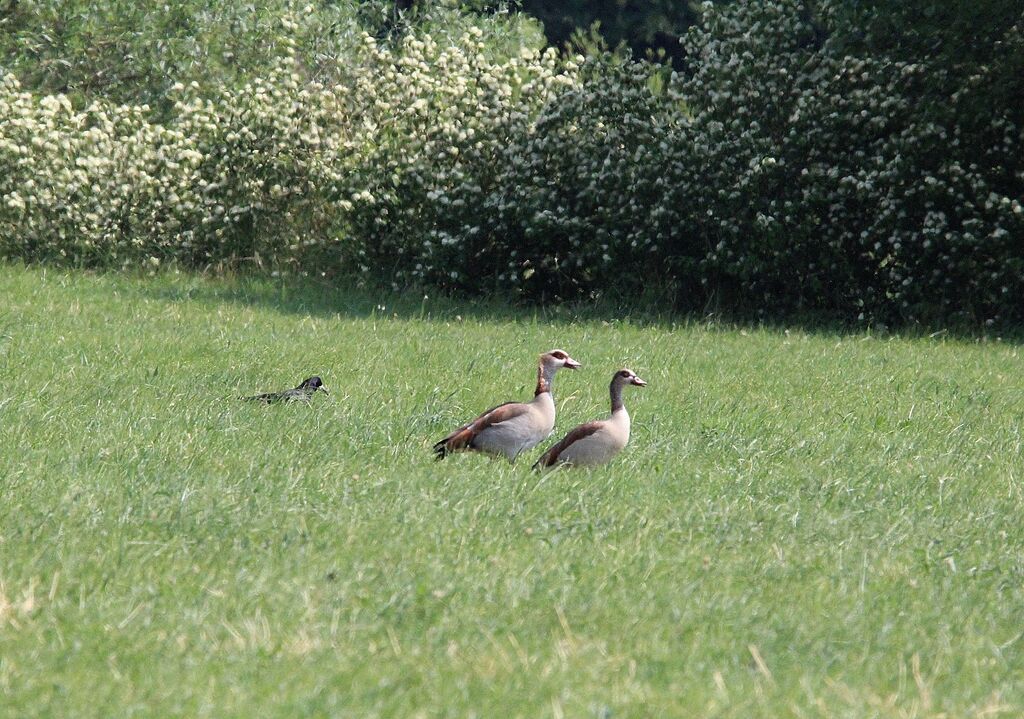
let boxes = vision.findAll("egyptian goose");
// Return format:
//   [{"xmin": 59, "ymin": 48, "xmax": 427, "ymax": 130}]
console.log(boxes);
[
  {"xmin": 533, "ymin": 368, "xmax": 646, "ymax": 469},
  {"xmin": 243, "ymin": 376, "xmax": 328, "ymax": 403},
  {"xmin": 433, "ymin": 349, "xmax": 582, "ymax": 460}
]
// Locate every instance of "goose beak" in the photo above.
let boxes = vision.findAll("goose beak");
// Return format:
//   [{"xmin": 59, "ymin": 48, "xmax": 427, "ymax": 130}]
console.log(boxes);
[
  {"xmin": 565, "ymin": 358, "xmax": 582, "ymax": 370},
  {"xmin": 631, "ymin": 376, "xmax": 647, "ymax": 386},
  {"xmin": 320, "ymin": 387, "xmax": 329, "ymax": 395}
]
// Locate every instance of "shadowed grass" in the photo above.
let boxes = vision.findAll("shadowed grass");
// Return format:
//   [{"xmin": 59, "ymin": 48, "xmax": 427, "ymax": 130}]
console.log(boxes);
[{"xmin": 1, "ymin": 264, "xmax": 1022, "ymax": 718}]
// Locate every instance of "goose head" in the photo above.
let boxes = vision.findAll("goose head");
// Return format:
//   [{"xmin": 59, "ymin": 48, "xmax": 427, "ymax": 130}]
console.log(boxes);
[
  {"xmin": 541, "ymin": 349, "xmax": 582, "ymax": 372},
  {"xmin": 613, "ymin": 368, "xmax": 646, "ymax": 387}
]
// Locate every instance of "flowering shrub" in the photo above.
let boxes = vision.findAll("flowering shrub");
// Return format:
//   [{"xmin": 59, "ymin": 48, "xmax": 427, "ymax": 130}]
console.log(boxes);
[
  {"xmin": 0, "ymin": 59, "xmax": 348, "ymax": 270},
  {"xmin": 169, "ymin": 63, "xmax": 351, "ymax": 269},
  {"xmin": 332, "ymin": 27, "xmax": 577, "ymax": 289},
  {"xmin": 0, "ymin": 74, "xmax": 188, "ymax": 266},
  {"xmin": 1, "ymin": 0, "xmax": 1022, "ymax": 325},
  {"xmin": 0, "ymin": 0, "xmax": 368, "ymax": 111}
]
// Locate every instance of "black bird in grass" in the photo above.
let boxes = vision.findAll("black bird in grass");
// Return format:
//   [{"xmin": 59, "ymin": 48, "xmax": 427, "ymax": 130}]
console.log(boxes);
[{"xmin": 242, "ymin": 376, "xmax": 328, "ymax": 404}]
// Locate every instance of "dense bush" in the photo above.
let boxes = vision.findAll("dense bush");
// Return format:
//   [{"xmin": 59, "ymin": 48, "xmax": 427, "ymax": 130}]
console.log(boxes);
[
  {"xmin": 479, "ymin": 56, "xmax": 694, "ymax": 298},
  {"xmin": 1, "ymin": 0, "xmax": 1022, "ymax": 325},
  {"xmin": 335, "ymin": 29, "xmax": 689, "ymax": 298},
  {"xmin": 514, "ymin": 0, "xmax": 697, "ymax": 66},
  {"xmin": 679, "ymin": 0, "xmax": 1024, "ymax": 323}
]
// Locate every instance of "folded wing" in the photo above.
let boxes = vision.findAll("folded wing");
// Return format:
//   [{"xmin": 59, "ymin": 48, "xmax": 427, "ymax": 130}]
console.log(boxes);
[
  {"xmin": 532, "ymin": 421, "xmax": 604, "ymax": 469},
  {"xmin": 433, "ymin": 402, "xmax": 529, "ymax": 458}
]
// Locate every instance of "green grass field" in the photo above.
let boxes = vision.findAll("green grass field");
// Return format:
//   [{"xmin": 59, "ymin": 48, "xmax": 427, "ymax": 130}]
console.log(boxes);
[{"xmin": 1, "ymin": 264, "xmax": 1022, "ymax": 718}]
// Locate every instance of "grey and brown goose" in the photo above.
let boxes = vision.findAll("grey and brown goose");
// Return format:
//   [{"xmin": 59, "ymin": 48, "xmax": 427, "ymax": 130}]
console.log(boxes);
[
  {"xmin": 533, "ymin": 368, "xmax": 646, "ymax": 469},
  {"xmin": 243, "ymin": 376, "xmax": 328, "ymax": 404},
  {"xmin": 433, "ymin": 349, "xmax": 582, "ymax": 460}
]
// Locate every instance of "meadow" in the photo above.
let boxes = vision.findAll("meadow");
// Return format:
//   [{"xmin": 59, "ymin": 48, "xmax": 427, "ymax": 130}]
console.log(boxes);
[{"xmin": 1, "ymin": 263, "xmax": 1022, "ymax": 717}]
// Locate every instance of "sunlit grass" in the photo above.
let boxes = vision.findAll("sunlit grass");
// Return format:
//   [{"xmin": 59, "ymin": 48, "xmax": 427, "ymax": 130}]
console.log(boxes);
[{"xmin": 1, "ymin": 264, "xmax": 1022, "ymax": 718}]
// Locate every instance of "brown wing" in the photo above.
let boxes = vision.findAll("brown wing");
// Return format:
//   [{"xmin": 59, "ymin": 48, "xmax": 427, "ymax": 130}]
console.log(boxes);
[
  {"xmin": 433, "ymin": 401, "xmax": 530, "ymax": 459},
  {"xmin": 532, "ymin": 421, "xmax": 604, "ymax": 469}
]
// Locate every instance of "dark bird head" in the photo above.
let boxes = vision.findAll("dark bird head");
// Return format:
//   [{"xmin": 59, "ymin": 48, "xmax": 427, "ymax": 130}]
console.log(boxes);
[{"xmin": 298, "ymin": 376, "xmax": 328, "ymax": 395}]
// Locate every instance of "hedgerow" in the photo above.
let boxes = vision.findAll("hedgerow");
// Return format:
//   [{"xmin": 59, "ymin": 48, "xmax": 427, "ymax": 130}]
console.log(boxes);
[
  {"xmin": 678, "ymin": 0, "xmax": 1024, "ymax": 324},
  {"xmin": 1, "ymin": 0, "xmax": 1022, "ymax": 325}
]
